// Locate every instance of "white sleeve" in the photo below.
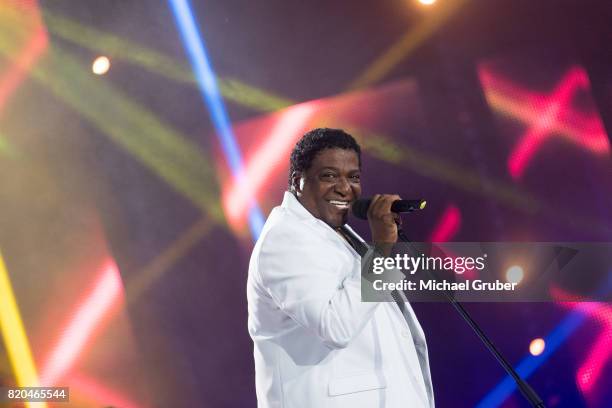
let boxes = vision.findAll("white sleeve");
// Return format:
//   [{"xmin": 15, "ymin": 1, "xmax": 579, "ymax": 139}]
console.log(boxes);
[{"xmin": 257, "ymin": 222, "xmax": 380, "ymax": 349}]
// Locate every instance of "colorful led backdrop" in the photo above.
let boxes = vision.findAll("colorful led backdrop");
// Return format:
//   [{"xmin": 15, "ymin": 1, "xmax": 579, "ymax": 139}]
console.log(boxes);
[{"xmin": 0, "ymin": 0, "xmax": 610, "ymax": 407}]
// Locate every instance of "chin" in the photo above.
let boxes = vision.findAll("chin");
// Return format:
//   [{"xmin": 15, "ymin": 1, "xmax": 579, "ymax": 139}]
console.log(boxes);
[
  {"xmin": 328, "ymin": 216, "xmax": 347, "ymax": 228},
  {"xmin": 319, "ymin": 208, "xmax": 348, "ymax": 228},
  {"xmin": 319, "ymin": 217, "xmax": 337, "ymax": 228}
]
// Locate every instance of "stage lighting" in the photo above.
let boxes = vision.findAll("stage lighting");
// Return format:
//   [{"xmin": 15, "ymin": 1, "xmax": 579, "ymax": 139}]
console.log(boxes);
[
  {"xmin": 529, "ymin": 338, "xmax": 545, "ymax": 356},
  {"xmin": 92, "ymin": 56, "xmax": 110, "ymax": 75},
  {"xmin": 418, "ymin": 0, "xmax": 436, "ymax": 5},
  {"xmin": 505, "ymin": 265, "xmax": 524, "ymax": 284}
]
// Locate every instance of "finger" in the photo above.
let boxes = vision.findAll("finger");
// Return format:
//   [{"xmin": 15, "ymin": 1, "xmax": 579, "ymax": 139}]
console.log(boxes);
[
  {"xmin": 369, "ymin": 194, "xmax": 384, "ymax": 215},
  {"xmin": 375, "ymin": 194, "xmax": 401, "ymax": 217},
  {"xmin": 370, "ymin": 194, "xmax": 392, "ymax": 218},
  {"xmin": 367, "ymin": 194, "xmax": 381, "ymax": 218}
]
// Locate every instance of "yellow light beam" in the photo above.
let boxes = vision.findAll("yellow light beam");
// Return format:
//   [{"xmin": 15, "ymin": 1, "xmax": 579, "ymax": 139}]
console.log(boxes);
[
  {"xmin": 0, "ymin": 11, "xmax": 228, "ymax": 300},
  {"xmin": 0, "ymin": 132, "xmax": 20, "ymax": 158},
  {"xmin": 0, "ymin": 252, "xmax": 47, "ymax": 408},
  {"xmin": 0, "ymin": 21, "xmax": 225, "ymax": 224},
  {"xmin": 41, "ymin": 10, "xmax": 293, "ymax": 112},
  {"xmin": 43, "ymin": 45, "xmax": 224, "ymax": 222},
  {"xmin": 125, "ymin": 214, "xmax": 214, "ymax": 303},
  {"xmin": 347, "ymin": 0, "xmax": 466, "ymax": 90}
]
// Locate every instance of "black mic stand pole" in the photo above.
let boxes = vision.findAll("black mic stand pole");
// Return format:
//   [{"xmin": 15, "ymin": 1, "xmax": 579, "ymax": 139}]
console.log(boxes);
[{"xmin": 397, "ymin": 228, "xmax": 545, "ymax": 408}]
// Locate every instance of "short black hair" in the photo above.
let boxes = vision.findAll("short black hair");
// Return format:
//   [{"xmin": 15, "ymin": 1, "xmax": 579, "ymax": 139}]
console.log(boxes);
[{"xmin": 288, "ymin": 128, "xmax": 361, "ymax": 188}]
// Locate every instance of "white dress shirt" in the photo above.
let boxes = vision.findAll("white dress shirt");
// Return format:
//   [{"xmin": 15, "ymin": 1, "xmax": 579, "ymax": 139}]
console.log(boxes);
[{"xmin": 247, "ymin": 191, "xmax": 434, "ymax": 408}]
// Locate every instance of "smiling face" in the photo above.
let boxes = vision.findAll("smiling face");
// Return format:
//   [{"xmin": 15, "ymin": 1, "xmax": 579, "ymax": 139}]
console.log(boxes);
[{"xmin": 293, "ymin": 148, "xmax": 361, "ymax": 227}]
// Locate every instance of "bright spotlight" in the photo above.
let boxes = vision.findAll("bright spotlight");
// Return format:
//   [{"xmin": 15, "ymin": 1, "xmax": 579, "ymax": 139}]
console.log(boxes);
[
  {"xmin": 506, "ymin": 265, "xmax": 524, "ymax": 284},
  {"xmin": 92, "ymin": 56, "xmax": 110, "ymax": 75},
  {"xmin": 529, "ymin": 338, "xmax": 545, "ymax": 356},
  {"xmin": 418, "ymin": 0, "xmax": 436, "ymax": 5}
]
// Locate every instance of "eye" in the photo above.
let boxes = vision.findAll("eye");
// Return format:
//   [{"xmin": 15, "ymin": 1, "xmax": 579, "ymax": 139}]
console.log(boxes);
[
  {"xmin": 321, "ymin": 172, "xmax": 336, "ymax": 180},
  {"xmin": 350, "ymin": 174, "xmax": 361, "ymax": 182}
]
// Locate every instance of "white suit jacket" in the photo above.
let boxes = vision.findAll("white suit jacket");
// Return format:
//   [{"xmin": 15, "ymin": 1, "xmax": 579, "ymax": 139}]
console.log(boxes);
[{"xmin": 247, "ymin": 192, "xmax": 434, "ymax": 408}]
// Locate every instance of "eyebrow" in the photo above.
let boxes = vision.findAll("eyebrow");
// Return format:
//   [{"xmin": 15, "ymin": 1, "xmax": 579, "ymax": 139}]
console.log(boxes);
[
  {"xmin": 318, "ymin": 167, "xmax": 360, "ymax": 173},
  {"xmin": 319, "ymin": 166, "xmax": 361, "ymax": 174}
]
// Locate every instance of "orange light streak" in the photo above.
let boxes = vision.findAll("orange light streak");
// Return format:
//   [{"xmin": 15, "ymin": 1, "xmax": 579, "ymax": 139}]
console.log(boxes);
[
  {"xmin": 0, "ymin": 0, "xmax": 48, "ymax": 115},
  {"xmin": 222, "ymin": 103, "xmax": 317, "ymax": 226},
  {"xmin": 0, "ymin": 26, "xmax": 48, "ymax": 113},
  {"xmin": 40, "ymin": 261, "xmax": 124, "ymax": 386},
  {"xmin": 69, "ymin": 373, "xmax": 143, "ymax": 408}
]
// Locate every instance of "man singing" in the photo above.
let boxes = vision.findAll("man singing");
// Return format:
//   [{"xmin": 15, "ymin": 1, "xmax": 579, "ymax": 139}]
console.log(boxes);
[{"xmin": 247, "ymin": 128, "xmax": 434, "ymax": 407}]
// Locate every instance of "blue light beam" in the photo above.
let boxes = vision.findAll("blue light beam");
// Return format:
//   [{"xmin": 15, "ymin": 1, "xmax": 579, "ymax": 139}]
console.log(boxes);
[
  {"xmin": 476, "ymin": 303, "xmax": 596, "ymax": 408},
  {"xmin": 478, "ymin": 273, "xmax": 612, "ymax": 407},
  {"xmin": 168, "ymin": 0, "xmax": 264, "ymax": 238}
]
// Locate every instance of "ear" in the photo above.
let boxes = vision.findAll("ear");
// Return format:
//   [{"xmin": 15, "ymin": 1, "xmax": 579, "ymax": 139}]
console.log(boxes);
[{"xmin": 290, "ymin": 171, "xmax": 303, "ymax": 194}]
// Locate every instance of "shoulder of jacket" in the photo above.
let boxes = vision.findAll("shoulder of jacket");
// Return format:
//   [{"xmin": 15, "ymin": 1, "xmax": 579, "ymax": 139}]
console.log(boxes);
[{"xmin": 259, "ymin": 207, "xmax": 321, "ymax": 244}]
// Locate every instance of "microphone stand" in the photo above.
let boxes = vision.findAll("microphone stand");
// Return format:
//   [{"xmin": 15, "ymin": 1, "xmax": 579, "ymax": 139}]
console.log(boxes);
[{"xmin": 397, "ymin": 228, "xmax": 545, "ymax": 408}]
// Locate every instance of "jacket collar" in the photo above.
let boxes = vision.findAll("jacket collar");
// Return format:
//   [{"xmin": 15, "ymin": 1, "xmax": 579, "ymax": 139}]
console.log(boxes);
[
  {"xmin": 281, "ymin": 191, "xmax": 365, "ymax": 242},
  {"xmin": 281, "ymin": 191, "xmax": 318, "ymax": 221},
  {"xmin": 281, "ymin": 191, "xmax": 366, "ymax": 257}
]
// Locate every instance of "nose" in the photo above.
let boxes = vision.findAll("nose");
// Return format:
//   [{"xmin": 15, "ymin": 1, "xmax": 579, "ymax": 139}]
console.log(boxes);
[{"xmin": 334, "ymin": 176, "xmax": 351, "ymax": 196}]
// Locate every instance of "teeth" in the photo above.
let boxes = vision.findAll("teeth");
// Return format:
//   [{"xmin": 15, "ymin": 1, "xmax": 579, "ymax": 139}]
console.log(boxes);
[{"xmin": 329, "ymin": 200, "xmax": 349, "ymax": 208}]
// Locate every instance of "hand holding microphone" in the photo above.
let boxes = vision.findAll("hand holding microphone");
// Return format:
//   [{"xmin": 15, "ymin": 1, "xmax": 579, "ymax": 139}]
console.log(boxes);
[
  {"xmin": 363, "ymin": 194, "xmax": 402, "ymax": 245},
  {"xmin": 352, "ymin": 195, "xmax": 426, "ymax": 246}
]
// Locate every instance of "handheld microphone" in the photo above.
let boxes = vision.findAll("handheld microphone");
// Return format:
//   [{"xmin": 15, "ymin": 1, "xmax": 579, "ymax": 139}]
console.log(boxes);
[{"xmin": 351, "ymin": 198, "xmax": 426, "ymax": 220}]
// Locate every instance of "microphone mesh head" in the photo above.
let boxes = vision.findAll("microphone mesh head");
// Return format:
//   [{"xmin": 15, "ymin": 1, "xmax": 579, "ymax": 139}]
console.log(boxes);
[{"xmin": 351, "ymin": 198, "xmax": 371, "ymax": 220}]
